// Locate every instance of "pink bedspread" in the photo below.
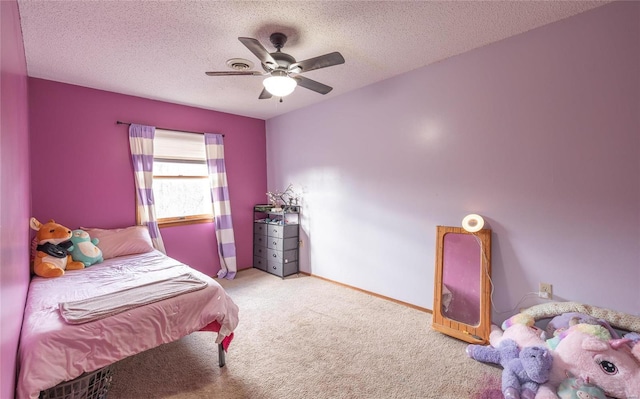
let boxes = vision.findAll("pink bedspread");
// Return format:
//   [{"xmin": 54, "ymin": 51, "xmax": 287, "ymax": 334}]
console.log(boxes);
[{"xmin": 17, "ymin": 250, "xmax": 239, "ymax": 399}]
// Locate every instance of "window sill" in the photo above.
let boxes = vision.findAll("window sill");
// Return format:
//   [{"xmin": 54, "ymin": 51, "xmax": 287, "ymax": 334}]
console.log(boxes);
[{"xmin": 158, "ymin": 217, "xmax": 213, "ymax": 228}]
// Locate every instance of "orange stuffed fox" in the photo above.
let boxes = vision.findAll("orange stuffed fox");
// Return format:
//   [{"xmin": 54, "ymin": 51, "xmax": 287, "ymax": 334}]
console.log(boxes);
[{"xmin": 30, "ymin": 218, "xmax": 85, "ymax": 278}]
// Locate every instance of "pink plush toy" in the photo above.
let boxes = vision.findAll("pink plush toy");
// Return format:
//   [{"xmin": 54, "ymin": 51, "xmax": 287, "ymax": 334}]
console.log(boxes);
[
  {"xmin": 545, "ymin": 328, "xmax": 640, "ymax": 399},
  {"xmin": 490, "ymin": 323, "xmax": 547, "ymax": 349},
  {"xmin": 489, "ymin": 316, "xmax": 640, "ymax": 399}
]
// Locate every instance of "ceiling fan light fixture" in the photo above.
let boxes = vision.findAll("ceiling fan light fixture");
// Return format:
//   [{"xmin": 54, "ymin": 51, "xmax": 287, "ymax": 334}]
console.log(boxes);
[{"xmin": 263, "ymin": 72, "xmax": 297, "ymax": 97}]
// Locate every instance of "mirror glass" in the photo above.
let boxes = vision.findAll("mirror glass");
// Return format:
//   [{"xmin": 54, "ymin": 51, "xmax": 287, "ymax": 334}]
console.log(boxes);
[
  {"xmin": 441, "ymin": 233, "xmax": 481, "ymax": 325},
  {"xmin": 432, "ymin": 226, "xmax": 491, "ymax": 344}
]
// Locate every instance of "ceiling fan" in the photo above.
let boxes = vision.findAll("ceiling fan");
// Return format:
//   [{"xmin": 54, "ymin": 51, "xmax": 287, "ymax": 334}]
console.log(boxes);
[{"xmin": 206, "ymin": 32, "xmax": 345, "ymax": 100}]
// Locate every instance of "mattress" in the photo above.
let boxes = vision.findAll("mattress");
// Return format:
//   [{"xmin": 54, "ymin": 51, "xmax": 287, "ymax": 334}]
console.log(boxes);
[{"xmin": 16, "ymin": 250, "xmax": 239, "ymax": 399}]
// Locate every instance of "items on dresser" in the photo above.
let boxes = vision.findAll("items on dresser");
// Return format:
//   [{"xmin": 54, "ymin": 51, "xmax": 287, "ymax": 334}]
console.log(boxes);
[{"xmin": 253, "ymin": 205, "xmax": 300, "ymax": 278}]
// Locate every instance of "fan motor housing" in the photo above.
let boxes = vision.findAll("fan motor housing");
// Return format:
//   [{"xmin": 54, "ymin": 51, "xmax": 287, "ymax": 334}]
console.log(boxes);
[{"xmin": 264, "ymin": 52, "xmax": 296, "ymax": 71}]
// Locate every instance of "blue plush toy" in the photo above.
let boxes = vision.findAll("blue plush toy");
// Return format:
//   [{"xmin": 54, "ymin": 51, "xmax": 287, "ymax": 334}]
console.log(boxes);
[
  {"xmin": 557, "ymin": 376, "xmax": 607, "ymax": 399},
  {"xmin": 69, "ymin": 229, "xmax": 103, "ymax": 267},
  {"xmin": 467, "ymin": 339, "xmax": 553, "ymax": 399}
]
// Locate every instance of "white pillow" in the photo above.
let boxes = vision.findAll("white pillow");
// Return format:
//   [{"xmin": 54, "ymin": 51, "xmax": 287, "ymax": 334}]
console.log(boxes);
[{"xmin": 81, "ymin": 225, "xmax": 154, "ymax": 260}]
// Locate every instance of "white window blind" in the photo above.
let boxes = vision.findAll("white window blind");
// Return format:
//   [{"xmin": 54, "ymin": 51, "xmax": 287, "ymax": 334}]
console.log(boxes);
[{"xmin": 154, "ymin": 129, "xmax": 206, "ymax": 161}]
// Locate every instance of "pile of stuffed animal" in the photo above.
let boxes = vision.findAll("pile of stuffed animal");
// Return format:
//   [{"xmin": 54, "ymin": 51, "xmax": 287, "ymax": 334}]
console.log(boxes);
[
  {"xmin": 30, "ymin": 217, "xmax": 103, "ymax": 278},
  {"xmin": 466, "ymin": 304, "xmax": 640, "ymax": 399}
]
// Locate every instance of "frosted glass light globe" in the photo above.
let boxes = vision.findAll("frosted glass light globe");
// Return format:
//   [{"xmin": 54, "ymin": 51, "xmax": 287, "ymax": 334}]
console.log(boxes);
[{"xmin": 263, "ymin": 75, "xmax": 297, "ymax": 97}]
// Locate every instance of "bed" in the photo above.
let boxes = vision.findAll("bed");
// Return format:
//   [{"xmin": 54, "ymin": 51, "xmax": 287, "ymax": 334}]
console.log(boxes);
[{"xmin": 17, "ymin": 226, "xmax": 239, "ymax": 399}]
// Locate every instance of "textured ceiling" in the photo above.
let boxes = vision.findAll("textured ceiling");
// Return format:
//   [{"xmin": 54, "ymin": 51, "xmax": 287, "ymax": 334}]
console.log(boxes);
[{"xmin": 17, "ymin": 1, "xmax": 609, "ymax": 120}]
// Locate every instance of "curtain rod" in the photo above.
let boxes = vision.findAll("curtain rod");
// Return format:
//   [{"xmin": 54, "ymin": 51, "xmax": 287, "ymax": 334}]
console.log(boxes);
[{"xmin": 116, "ymin": 121, "xmax": 224, "ymax": 137}]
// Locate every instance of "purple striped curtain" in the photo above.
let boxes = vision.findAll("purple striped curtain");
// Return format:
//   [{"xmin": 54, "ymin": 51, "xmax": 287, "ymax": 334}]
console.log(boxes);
[
  {"xmin": 204, "ymin": 133, "xmax": 237, "ymax": 279},
  {"xmin": 128, "ymin": 124, "xmax": 166, "ymax": 253}
]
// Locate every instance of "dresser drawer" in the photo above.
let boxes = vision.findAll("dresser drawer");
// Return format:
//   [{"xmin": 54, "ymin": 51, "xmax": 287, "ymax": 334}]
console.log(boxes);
[
  {"xmin": 254, "ymin": 234, "xmax": 268, "ymax": 248},
  {"xmin": 253, "ymin": 256, "xmax": 267, "ymax": 271},
  {"xmin": 253, "ymin": 245, "xmax": 267, "ymax": 258},
  {"xmin": 266, "ymin": 237, "xmax": 298, "ymax": 251},
  {"xmin": 267, "ymin": 260, "xmax": 298, "ymax": 277},
  {"xmin": 267, "ymin": 260, "xmax": 283, "ymax": 276},
  {"xmin": 267, "ymin": 224, "xmax": 298, "ymax": 239},
  {"xmin": 266, "ymin": 248, "xmax": 298, "ymax": 263},
  {"xmin": 254, "ymin": 222, "xmax": 268, "ymax": 236}
]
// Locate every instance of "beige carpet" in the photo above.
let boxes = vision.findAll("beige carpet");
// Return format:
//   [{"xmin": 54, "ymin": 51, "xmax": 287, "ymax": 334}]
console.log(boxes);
[{"xmin": 108, "ymin": 269, "xmax": 502, "ymax": 399}]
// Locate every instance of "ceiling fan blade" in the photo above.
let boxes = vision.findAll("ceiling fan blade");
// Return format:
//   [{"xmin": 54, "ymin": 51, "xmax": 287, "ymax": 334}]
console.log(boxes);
[
  {"xmin": 291, "ymin": 52, "xmax": 345, "ymax": 73},
  {"xmin": 205, "ymin": 71, "xmax": 263, "ymax": 76},
  {"xmin": 258, "ymin": 88, "xmax": 273, "ymax": 100},
  {"xmin": 292, "ymin": 75, "xmax": 333, "ymax": 95},
  {"xmin": 238, "ymin": 37, "xmax": 278, "ymax": 70}
]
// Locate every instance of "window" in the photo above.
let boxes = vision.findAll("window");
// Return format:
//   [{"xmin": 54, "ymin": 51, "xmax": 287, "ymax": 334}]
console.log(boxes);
[{"xmin": 153, "ymin": 129, "xmax": 212, "ymax": 226}]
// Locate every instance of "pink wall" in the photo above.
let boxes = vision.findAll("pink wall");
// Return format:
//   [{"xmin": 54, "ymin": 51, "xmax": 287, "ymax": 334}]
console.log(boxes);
[
  {"xmin": 1, "ymin": 0, "xmax": 31, "ymax": 397},
  {"xmin": 266, "ymin": 1, "xmax": 640, "ymax": 321},
  {"xmin": 29, "ymin": 79, "xmax": 266, "ymax": 276}
]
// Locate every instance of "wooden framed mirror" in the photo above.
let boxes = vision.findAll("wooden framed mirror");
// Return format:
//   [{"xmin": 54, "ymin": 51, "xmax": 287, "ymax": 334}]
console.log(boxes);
[{"xmin": 432, "ymin": 225, "xmax": 492, "ymax": 344}]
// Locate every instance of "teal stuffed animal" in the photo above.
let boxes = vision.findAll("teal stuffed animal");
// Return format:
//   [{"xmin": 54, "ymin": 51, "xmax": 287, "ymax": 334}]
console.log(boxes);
[
  {"xmin": 558, "ymin": 376, "xmax": 607, "ymax": 399},
  {"xmin": 69, "ymin": 229, "xmax": 103, "ymax": 267}
]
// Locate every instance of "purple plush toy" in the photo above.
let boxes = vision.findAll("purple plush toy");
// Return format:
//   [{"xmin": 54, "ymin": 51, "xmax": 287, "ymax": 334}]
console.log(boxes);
[{"xmin": 467, "ymin": 339, "xmax": 553, "ymax": 399}]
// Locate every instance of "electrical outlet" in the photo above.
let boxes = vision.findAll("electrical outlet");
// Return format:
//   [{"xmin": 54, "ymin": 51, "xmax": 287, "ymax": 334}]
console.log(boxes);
[
  {"xmin": 539, "ymin": 282, "xmax": 553, "ymax": 299},
  {"xmin": 299, "ymin": 239, "xmax": 304, "ymax": 248}
]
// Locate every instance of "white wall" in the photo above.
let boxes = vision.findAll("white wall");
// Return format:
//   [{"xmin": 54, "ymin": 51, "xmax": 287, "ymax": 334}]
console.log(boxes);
[{"xmin": 266, "ymin": 2, "xmax": 640, "ymax": 322}]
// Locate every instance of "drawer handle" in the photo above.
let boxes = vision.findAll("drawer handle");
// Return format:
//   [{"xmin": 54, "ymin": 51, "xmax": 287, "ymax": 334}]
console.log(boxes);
[
  {"xmin": 272, "ymin": 253, "xmax": 277, "ymax": 257},
  {"xmin": 272, "ymin": 241, "xmax": 277, "ymax": 245},
  {"xmin": 272, "ymin": 266, "xmax": 277, "ymax": 270},
  {"xmin": 273, "ymin": 229, "xmax": 278, "ymax": 234}
]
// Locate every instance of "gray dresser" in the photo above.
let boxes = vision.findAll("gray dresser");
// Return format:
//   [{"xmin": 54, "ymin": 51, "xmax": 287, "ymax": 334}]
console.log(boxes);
[{"xmin": 253, "ymin": 205, "xmax": 299, "ymax": 278}]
